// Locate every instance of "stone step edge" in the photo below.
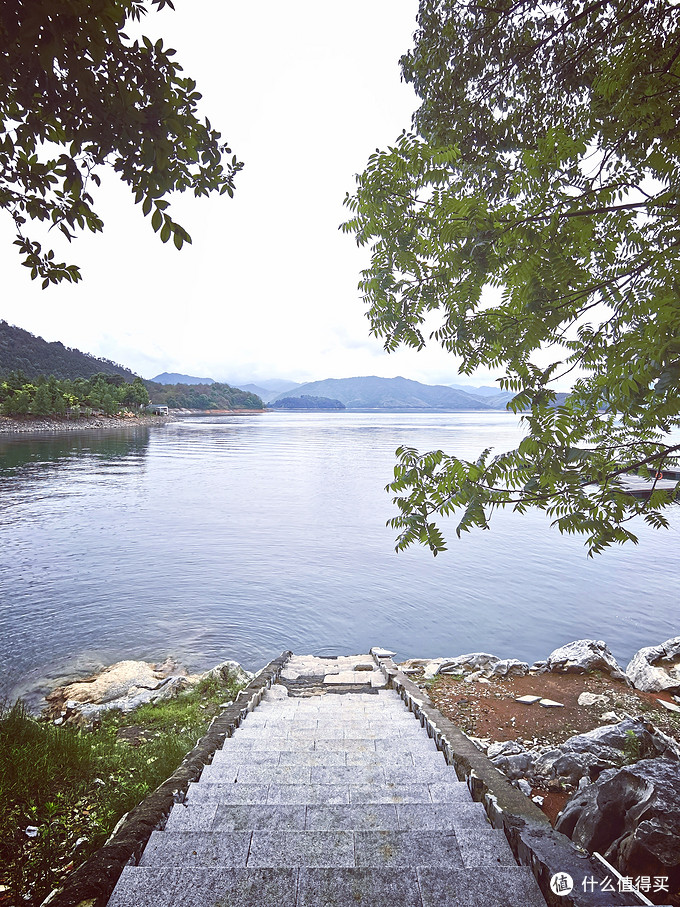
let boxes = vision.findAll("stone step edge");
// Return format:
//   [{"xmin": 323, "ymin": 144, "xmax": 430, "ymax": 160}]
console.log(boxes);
[
  {"xmin": 374, "ymin": 654, "xmax": 637, "ymax": 907},
  {"xmin": 38, "ymin": 650, "xmax": 294, "ymax": 907}
]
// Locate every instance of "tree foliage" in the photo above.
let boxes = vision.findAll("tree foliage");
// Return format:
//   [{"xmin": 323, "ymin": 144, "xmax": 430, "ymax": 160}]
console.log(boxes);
[
  {"xmin": 0, "ymin": 320, "xmax": 138, "ymax": 381},
  {"xmin": 145, "ymin": 380, "xmax": 263, "ymax": 411},
  {"xmin": 0, "ymin": 372, "xmax": 149, "ymax": 416},
  {"xmin": 0, "ymin": 0, "xmax": 242, "ymax": 286},
  {"xmin": 343, "ymin": 0, "xmax": 680, "ymax": 555}
]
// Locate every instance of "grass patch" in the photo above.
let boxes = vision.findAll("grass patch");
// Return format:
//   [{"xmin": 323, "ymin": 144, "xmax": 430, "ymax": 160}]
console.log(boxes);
[{"xmin": 0, "ymin": 673, "xmax": 246, "ymax": 907}]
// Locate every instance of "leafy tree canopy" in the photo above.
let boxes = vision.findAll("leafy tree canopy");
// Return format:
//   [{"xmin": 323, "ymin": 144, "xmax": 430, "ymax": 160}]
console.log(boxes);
[
  {"xmin": 0, "ymin": 0, "xmax": 242, "ymax": 286},
  {"xmin": 343, "ymin": 0, "xmax": 680, "ymax": 555}
]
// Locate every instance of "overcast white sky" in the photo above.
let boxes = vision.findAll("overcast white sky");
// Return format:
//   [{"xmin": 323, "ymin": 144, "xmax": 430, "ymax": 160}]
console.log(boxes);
[{"xmin": 1, "ymin": 0, "xmax": 505, "ymax": 388}]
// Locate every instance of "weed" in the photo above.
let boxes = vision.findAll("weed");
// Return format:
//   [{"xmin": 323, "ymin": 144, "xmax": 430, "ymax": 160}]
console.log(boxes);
[
  {"xmin": 0, "ymin": 674, "xmax": 246, "ymax": 906},
  {"xmin": 622, "ymin": 729, "xmax": 641, "ymax": 764}
]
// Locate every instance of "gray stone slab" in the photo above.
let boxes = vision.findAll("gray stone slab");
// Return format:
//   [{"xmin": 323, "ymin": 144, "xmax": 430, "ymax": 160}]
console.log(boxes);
[
  {"xmin": 350, "ymin": 783, "xmax": 433, "ymax": 804},
  {"xmin": 107, "ymin": 866, "xmax": 298, "ymax": 907},
  {"xmin": 212, "ymin": 804, "xmax": 306, "ymax": 831},
  {"xmin": 186, "ymin": 783, "xmax": 270, "ymax": 805},
  {"xmin": 310, "ymin": 765, "xmax": 385, "ymax": 784},
  {"xmin": 453, "ymin": 826, "xmax": 517, "ymax": 867},
  {"xmin": 212, "ymin": 750, "xmax": 276, "ymax": 766},
  {"xmin": 200, "ymin": 763, "xmax": 311, "ymax": 784},
  {"xmin": 297, "ymin": 867, "xmax": 422, "ymax": 907},
  {"xmin": 417, "ymin": 866, "xmax": 547, "ymax": 907},
  {"xmin": 164, "ymin": 801, "xmax": 218, "ymax": 831},
  {"xmin": 396, "ymin": 803, "xmax": 489, "ymax": 831},
  {"xmin": 374, "ymin": 738, "xmax": 437, "ymax": 754},
  {"xmin": 305, "ymin": 804, "xmax": 399, "ymax": 831},
  {"xmin": 383, "ymin": 765, "xmax": 458, "ymax": 783},
  {"xmin": 249, "ymin": 738, "xmax": 316, "ymax": 751},
  {"xmin": 267, "ymin": 783, "xmax": 350, "ymax": 805},
  {"xmin": 278, "ymin": 750, "xmax": 346, "ymax": 766},
  {"xmin": 247, "ymin": 830, "xmax": 355, "ymax": 867},
  {"xmin": 344, "ymin": 751, "xmax": 414, "ymax": 768},
  {"xmin": 355, "ymin": 831, "xmax": 464, "ymax": 867},
  {"xmin": 139, "ymin": 830, "xmax": 251, "ymax": 867},
  {"xmin": 314, "ymin": 738, "xmax": 376, "ymax": 752},
  {"xmin": 428, "ymin": 781, "xmax": 474, "ymax": 803}
]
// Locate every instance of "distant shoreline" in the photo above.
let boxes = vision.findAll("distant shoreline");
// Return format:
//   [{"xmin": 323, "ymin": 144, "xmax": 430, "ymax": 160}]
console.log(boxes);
[{"xmin": 0, "ymin": 410, "xmax": 270, "ymax": 433}]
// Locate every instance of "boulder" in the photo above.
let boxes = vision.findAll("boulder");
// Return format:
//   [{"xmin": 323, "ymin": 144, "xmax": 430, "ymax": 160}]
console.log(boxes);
[
  {"xmin": 545, "ymin": 639, "xmax": 628, "ymax": 682},
  {"xmin": 626, "ymin": 636, "xmax": 680, "ymax": 693},
  {"xmin": 44, "ymin": 658, "xmax": 253, "ymax": 723},
  {"xmin": 555, "ymin": 758, "xmax": 680, "ymax": 895},
  {"xmin": 438, "ymin": 653, "xmax": 529, "ymax": 679},
  {"xmin": 532, "ymin": 717, "xmax": 679, "ymax": 788},
  {"xmin": 577, "ymin": 692, "xmax": 610, "ymax": 707},
  {"xmin": 193, "ymin": 660, "xmax": 254, "ymax": 689}
]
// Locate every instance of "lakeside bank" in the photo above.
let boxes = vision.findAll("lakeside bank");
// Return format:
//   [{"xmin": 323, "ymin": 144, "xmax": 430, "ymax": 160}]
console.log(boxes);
[{"xmin": 5, "ymin": 642, "xmax": 680, "ymax": 907}]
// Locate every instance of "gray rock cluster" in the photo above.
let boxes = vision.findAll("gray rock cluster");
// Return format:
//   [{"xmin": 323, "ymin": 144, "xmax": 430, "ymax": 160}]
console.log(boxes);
[
  {"xmin": 556, "ymin": 758, "xmax": 680, "ymax": 896},
  {"xmin": 45, "ymin": 658, "xmax": 253, "ymax": 725},
  {"xmin": 406, "ymin": 636, "xmax": 680, "ymax": 697},
  {"xmin": 626, "ymin": 635, "xmax": 680, "ymax": 693}
]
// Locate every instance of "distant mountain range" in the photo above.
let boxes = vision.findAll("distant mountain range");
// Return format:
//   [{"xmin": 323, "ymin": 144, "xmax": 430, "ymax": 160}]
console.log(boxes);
[
  {"xmin": 151, "ymin": 372, "xmax": 216, "ymax": 385},
  {"xmin": 269, "ymin": 376, "xmax": 497, "ymax": 410}
]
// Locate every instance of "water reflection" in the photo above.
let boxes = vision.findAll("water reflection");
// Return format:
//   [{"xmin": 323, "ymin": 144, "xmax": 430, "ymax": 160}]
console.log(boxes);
[{"xmin": 0, "ymin": 428, "xmax": 151, "ymax": 477}]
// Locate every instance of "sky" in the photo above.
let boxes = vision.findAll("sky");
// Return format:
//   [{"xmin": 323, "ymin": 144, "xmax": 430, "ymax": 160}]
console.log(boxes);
[{"xmin": 1, "ymin": 0, "xmax": 506, "ymax": 389}]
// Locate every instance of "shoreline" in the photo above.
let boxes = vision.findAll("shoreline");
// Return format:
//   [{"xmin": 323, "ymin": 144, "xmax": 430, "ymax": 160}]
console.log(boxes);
[{"xmin": 0, "ymin": 410, "xmax": 265, "ymax": 433}]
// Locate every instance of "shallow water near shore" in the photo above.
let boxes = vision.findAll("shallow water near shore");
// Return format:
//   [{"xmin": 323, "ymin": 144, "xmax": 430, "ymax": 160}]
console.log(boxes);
[{"xmin": 1, "ymin": 411, "xmax": 679, "ymax": 702}]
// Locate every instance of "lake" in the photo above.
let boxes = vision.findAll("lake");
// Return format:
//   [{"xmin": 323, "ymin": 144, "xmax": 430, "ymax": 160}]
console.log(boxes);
[{"xmin": 1, "ymin": 411, "xmax": 678, "ymax": 704}]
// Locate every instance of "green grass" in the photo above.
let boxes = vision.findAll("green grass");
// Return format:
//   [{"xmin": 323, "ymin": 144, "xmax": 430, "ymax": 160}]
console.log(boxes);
[{"xmin": 0, "ymin": 674, "xmax": 246, "ymax": 907}]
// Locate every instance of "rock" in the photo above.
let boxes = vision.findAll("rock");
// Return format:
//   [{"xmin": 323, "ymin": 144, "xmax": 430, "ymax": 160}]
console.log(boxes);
[
  {"xmin": 47, "ymin": 660, "xmax": 171, "ymax": 706},
  {"xmin": 488, "ymin": 740, "xmax": 525, "ymax": 759},
  {"xmin": 600, "ymin": 711, "xmax": 620, "ymax": 722},
  {"xmin": 516, "ymin": 695, "xmax": 542, "ymax": 704},
  {"xmin": 190, "ymin": 660, "xmax": 254, "ymax": 689},
  {"xmin": 626, "ymin": 636, "xmax": 680, "ymax": 693},
  {"xmin": 517, "ymin": 779, "xmax": 532, "ymax": 796},
  {"xmin": 555, "ymin": 758, "xmax": 680, "ymax": 894},
  {"xmin": 370, "ymin": 647, "xmax": 396, "ymax": 658},
  {"xmin": 423, "ymin": 660, "xmax": 446, "ymax": 680},
  {"xmin": 657, "ymin": 698, "xmax": 680, "ymax": 713},
  {"xmin": 532, "ymin": 794, "xmax": 545, "ymax": 806},
  {"xmin": 539, "ymin": 698, "xmax": 564, "ymax": 707},
  {"xmin": 546, "ymin": 639, "xmax": 628, "ymax": 681},
  {"xmin": 577, "ymin": 691, "xmax": 610, "ymax": 707},
  {"xmin": 438, "ymin": 653, "xmax": 529, "ymax": 679},
  {"xmin": 532, "ymin": 717, "xmax": 679, "ymax": 787},
  {"xmin": 530, "ymin": 661, "xmax": 549, "ymax": 673},
  {"xmin": 44, "ymin": 657, "xmax": 253, "ymax": 723}
]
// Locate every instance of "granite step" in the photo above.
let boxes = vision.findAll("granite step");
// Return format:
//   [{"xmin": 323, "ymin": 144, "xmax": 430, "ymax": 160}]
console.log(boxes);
[
  {"xmin": 108, "ymin": 865, "xmax": 547, "ymax": 907},
  {"xmin": 165, "ymin": 800, "xmax": 491, "ymax": 833}
]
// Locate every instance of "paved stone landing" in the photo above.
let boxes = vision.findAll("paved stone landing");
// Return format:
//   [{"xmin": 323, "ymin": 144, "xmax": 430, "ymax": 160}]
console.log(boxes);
[{"xmin": 107, "ymin": 655, "xmax": 547, "ymax": 907}]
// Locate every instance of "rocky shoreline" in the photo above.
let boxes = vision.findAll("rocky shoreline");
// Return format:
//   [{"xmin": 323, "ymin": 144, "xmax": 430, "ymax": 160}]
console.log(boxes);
[
  {"xmin": 33, "ymin": 636, "xmax": 680, "ymax": 903},
  {"xmin": 0, "ymin": 413, "xmax": 174, "ymax": 433}
]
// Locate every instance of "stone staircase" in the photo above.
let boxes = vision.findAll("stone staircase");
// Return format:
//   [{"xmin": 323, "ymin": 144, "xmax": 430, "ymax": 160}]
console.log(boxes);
[{"xmin": 107, "ymin": 656, "xmax": 547, "ymax": 907}]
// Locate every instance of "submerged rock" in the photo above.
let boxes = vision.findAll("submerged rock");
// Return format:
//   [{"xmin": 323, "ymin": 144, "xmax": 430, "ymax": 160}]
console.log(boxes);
[
  {"xmin": 555, "ymin": 758, "xmax": 680, "ymax": 895},
  {"xmin": 626, "ymin": 636, "xmax": 680, "ymax": 693},
  {"xmin": 545, "ymin": 639, "xmax": 628, "ymax": 682}
]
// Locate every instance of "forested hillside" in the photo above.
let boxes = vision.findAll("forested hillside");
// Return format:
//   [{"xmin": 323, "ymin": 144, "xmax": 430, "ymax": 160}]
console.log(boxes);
[
  {"xmin": 145, "ymin": 381, "xmax": 263, "ymax": 410},
  {"xmin": 0, "ymin": 321, "xmax": 137, "ymax": 381}
]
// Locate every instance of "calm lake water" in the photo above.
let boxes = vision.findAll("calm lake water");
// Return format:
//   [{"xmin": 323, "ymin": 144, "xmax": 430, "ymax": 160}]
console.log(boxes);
[{"xmin": 1, "ymin": 411, "xmax": 678, "ymax": 703}]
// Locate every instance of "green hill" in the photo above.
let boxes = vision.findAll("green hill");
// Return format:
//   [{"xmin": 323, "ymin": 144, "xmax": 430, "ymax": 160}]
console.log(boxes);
[
  {"xmin": 270, "ymin": 376, "xmax": 492, "ymax": 410},
  {"xmin": 0, "ymin": 321, "xmax": 138, "ymax": 381}
]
